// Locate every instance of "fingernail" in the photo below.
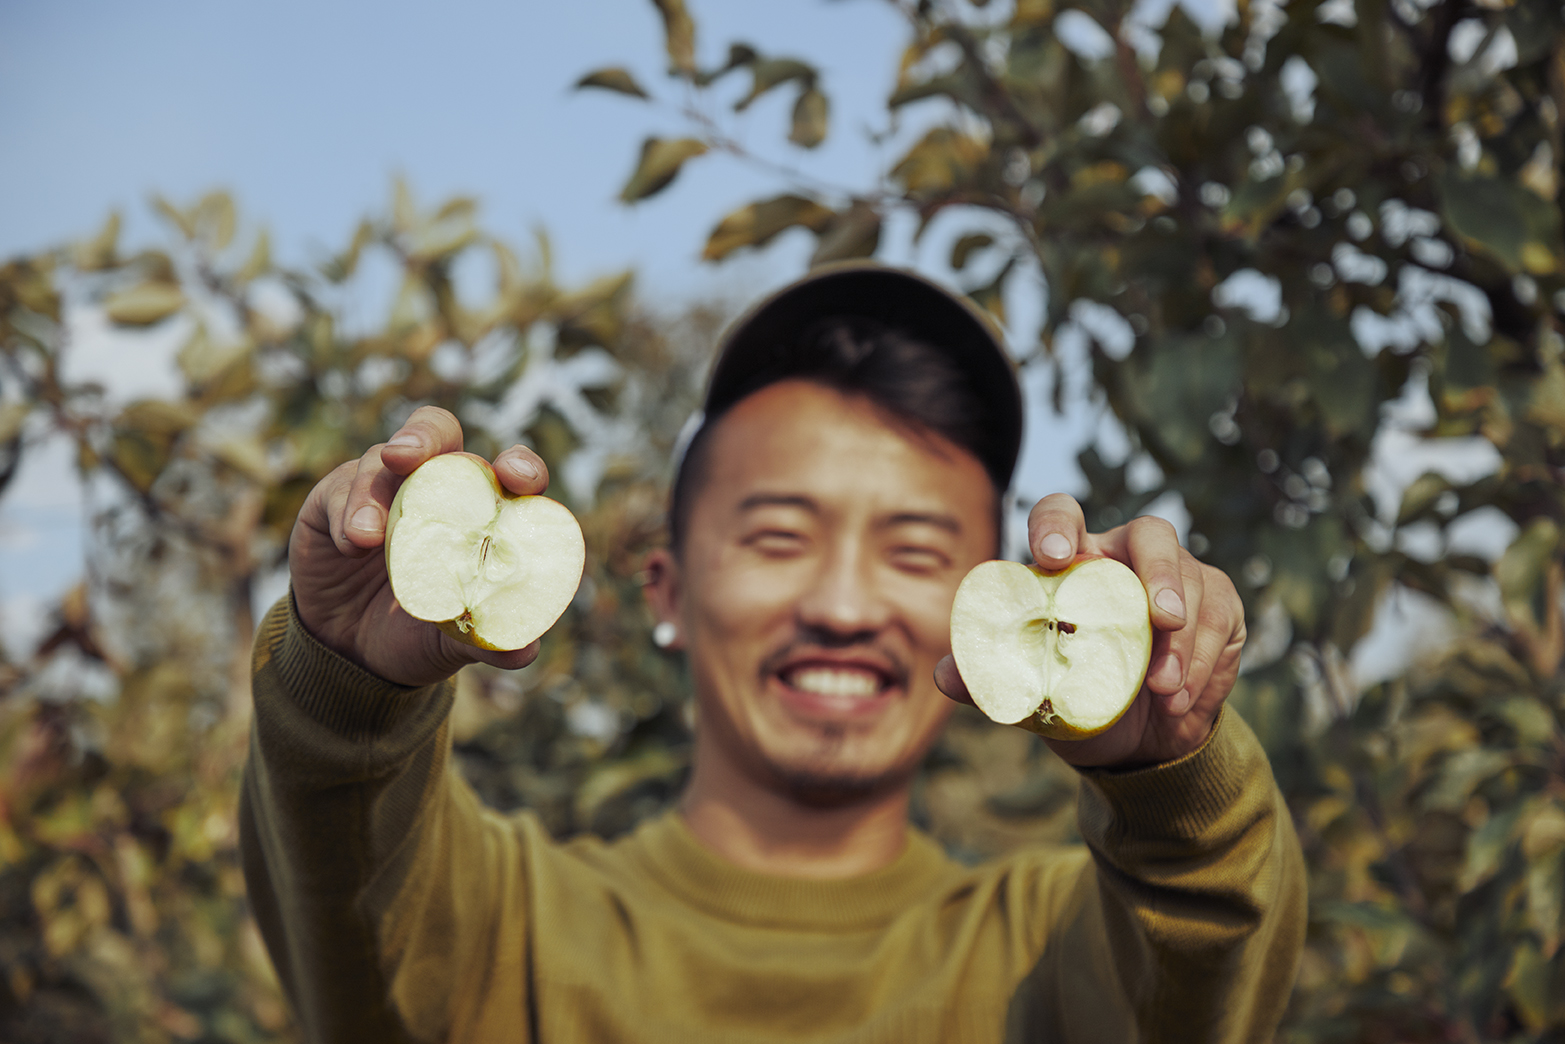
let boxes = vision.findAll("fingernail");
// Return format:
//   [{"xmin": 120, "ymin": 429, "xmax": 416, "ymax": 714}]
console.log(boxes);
[
  {"xmin": 387, "ymin": 433, "xmax": 421, "ymax": 448},
  {"xmin": 1155, "ymin": 588, "xmax": 1185, "ymax": 618},
  {"xmin": 1168, "ymin": 688, "xmax": 1191, "ymax": 715},
  {"xmin": 505, "ymin": 456, "xmax": 539, "ymax": 480},
  {"xmin": 1040, "ymin": 533, "xmax": 1072, "ymax": 560},
  {"xmin": 350, "ymin": 506, "xmax": 382, "ymax": 534}
]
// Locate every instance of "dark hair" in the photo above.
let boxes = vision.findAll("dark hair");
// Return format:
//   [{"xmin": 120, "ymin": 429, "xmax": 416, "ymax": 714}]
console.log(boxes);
[{"xmin": 669, "ymin": 316, "xmax": 1002, "ymax": 556}]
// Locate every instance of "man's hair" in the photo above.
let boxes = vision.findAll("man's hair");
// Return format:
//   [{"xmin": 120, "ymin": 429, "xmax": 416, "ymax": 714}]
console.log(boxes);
[{"xmin": 669, "ymin": 315, "xmax": 1003, "ymax": 556}]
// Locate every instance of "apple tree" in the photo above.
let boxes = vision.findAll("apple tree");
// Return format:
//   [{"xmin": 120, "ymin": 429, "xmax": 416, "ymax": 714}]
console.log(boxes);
[{"xmin": 587, "ymin": 0, "xmax": 1565, "ymax": 1036}]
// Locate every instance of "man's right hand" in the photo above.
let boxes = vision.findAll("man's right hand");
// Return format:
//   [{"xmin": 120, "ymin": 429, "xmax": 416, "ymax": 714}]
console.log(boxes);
[{"xmin": 288, "ymin": 405, "xmax": 549, "ymax": 686}]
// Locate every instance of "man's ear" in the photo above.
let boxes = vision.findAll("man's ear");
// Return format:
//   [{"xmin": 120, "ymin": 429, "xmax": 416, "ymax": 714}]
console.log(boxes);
[{"xmin": 641, "ymin": 548, "xmax": 685, "ymax": 650}]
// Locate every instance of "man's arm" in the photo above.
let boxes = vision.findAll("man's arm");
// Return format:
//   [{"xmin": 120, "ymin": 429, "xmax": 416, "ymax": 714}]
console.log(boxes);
[
  {"xmin": 1001, "ymin": 708, "xmax": 1304, "ymax": 1043},
  {"xmin": 241, "ymin": 595, "xmax": 538, "ymax": 1044},
  {"xmin": 242, "ymin": 407, "xmax": 553, "ymax": 1042}
]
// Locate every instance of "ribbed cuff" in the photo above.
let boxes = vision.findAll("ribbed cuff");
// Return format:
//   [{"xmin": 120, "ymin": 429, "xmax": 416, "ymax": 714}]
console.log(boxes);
[
  {"xmin": 1078, "ymin": 708, "xmax": 1252, "ymax": 843},
  {"xmin": 255, "ymin": 593, "xmax": 449, "ymax": 743}
]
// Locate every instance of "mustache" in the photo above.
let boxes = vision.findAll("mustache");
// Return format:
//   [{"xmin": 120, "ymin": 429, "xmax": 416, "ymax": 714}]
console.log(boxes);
[{"xmin": 756, "ymin": 625, "xmax": 911, "ymax": 690}]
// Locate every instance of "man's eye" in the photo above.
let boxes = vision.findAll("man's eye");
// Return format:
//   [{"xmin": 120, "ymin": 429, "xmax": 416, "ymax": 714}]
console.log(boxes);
[
  {"xmin": 889, "ymin": 546, "xmax": 950, "ymax": 573},
  {"xmin": 746, "ymin": 530, "xmax": 807, "ymax": 555}
]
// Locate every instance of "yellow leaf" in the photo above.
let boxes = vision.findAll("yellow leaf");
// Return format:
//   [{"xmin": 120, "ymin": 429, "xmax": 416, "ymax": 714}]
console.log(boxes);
[
  {"xmin": 104, "ymin": 282, "xmax": 185, "ymax": 326},
  {"xmin": 74, "ymin": 210, "xmax": 120, "ymax": 271},
  {"xmin": 810, "ymin": 202, "xmax": 882, "ymax": 265},
  {"xmin": 619, "ymin": 137, "xmax": 708, "ymax": 202},
  {"xmin": 575, "ymin": 66, "xmax": 650, "ymax": 99},
  {"xmin": 789, "ymin": 87, "xmax": 828, "ymax": 148},
  {"xmin": 651, "ymin": 0, "xmax": 696, "ymax": 76},
  {"xmin": 703, "ymin": 195, "xmax": 834, "ymax": 261},
  {"xmin": 237, "ymin": 228, "xmax": 271, "ymax": 282},
  {"xmin": 0, "ymin": 402, "xmax": 30, "ymax": 444},
  {"xmin": 892, "ymin": 128, "xmax": 988, "ymax": 195}
]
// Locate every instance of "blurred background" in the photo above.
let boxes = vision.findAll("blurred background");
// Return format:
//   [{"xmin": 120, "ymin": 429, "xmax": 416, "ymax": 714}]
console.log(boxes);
[{"xmin": 2, "ymin": 0, "xmax": 1563, "ymax": 1040}]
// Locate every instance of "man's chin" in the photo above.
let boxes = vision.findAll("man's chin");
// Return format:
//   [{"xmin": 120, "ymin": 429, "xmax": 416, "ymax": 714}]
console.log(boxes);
[{"xmin": 772, "ymin": 761, "xmax": 914, "ymax": 808}]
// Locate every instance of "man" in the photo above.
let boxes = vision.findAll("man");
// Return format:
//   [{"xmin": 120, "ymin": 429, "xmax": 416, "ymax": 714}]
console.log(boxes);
[{"xmin": 241, "ymin": 263, "xmax": 1305, "ymax": 1043}]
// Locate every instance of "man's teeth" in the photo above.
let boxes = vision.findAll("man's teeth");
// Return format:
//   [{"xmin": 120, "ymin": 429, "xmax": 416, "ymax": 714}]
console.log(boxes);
[{"xmin": 788, "ymin": 667, "xmax": 880, "ymax": 698}]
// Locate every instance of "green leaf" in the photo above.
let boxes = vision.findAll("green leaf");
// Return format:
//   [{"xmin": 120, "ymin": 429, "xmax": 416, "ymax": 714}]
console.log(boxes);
[
  {"xmin": 619, "ymin": 137, "xmax": 708, "ymax": 202},
  {"xmin": 703, "ymin": 195, "xmax": 834, "ymax": 261},
  {"xmin": 651, "ymin": 0, "xmax": 696, "ymax": 77},
  {"xmin": 574, "ymin": 67, "xmax": 650, "ymax": 99},
  {"xmin": 104, "ymin": 282, "xmax": 185, "ymax": 326},
  {"xmin": 951, "ymin": 233, "xmax": 995, "ymax": 270},
  {"xmin": 789, "ymin": 87, "xmax": 828, "ymax": 148},
  {"xmin": 1396, "ymin": 471, "xmax": 1452, "ymax": 525},
  {"xmin": 1440, "ymin": 171, "xmax": 1563, "ymax": 276},
  {"xmin": 1496, "ymin": 518, "xmax": 1561, "ymax": 635},
  {"xmin": 809, "ymin": 202, "xmax": 882, "ymax": 265}
]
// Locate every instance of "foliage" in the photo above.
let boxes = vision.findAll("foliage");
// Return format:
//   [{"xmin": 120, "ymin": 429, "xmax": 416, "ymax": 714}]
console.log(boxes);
[
  {"xmin": 0, "ymin": 187, "xmax": 712, "ymax": 1041},
  {"xmin": 588, "ymin": 0, "xmax": 1565, "ymax": 1037}
]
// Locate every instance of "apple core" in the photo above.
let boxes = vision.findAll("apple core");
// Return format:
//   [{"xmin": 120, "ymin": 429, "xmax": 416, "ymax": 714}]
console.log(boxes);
[
  {"xmin": 385, "ymin": 453, "xmax": 585, "ymax": 651},
  {"xmin": 949, "ymin": 557, "xmax": 1153, "ymax": 739}
]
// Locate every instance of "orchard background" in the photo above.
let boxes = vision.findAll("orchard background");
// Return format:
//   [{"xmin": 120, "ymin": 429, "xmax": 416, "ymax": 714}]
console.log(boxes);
[{"xmin": 3, "ymin": 0, "xmax": 1564, "ymax": 1039}]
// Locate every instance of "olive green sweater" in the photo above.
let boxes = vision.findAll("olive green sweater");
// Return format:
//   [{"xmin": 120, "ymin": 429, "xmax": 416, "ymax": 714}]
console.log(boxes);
[{"xmin": 240, "ymin": 598, "xmax": 1305, "ymax": 1043}]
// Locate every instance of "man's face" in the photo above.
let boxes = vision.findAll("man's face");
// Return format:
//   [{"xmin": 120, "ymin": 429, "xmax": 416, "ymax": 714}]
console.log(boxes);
[{"xmin": 668, "ymin": 379, "xmax": 998, "ymax": 803}]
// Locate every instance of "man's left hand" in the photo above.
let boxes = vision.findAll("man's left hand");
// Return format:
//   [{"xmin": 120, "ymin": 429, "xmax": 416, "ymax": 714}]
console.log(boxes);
[{"xmin": 935, "ymin": 493, "xmax": 1246, "ymax": 770}]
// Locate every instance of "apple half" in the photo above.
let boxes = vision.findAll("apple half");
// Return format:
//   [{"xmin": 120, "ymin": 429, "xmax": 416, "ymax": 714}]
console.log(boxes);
[
  {"xmin": 384, "ymin": 453, "xmax": 585, "ymax": 651},
  {"xmin": 949, "ymin": 557, "xmax": 1152, "ymax": 739}
]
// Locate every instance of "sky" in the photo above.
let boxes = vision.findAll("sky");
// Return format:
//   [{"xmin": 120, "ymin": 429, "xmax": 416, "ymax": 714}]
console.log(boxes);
[
  {"xmin": 0, "ymin": 0, "xmax": 1106, "ymax": 647},
  {"xmin": 0, "ymin": 0, "xmax": 1510, "ymax": 684}
]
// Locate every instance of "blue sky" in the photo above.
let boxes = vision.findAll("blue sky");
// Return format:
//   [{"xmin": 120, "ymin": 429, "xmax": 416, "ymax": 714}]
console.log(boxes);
[{"xmin": 0, "ymin": 0, "xmax": 1111, "ymax": 641}]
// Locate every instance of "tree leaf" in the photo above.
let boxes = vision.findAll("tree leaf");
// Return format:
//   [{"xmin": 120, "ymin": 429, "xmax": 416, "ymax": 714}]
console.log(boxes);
[
  {"xmin": 574, "ymin": 66, "xmax": 651, "ymax": 99},
  {"xmin": 735, "ymin": 58, "xmax": 815, "ymax": 111},
  {"xmin": 951, "ymin": 233, "xmax": 995, "ymax": 270},
  {"xmin": 651, "ymin": 0, "xmax": 696, "ymax": 77},
  {"xmin": 704, "ymin": 195, "xmax": 834, "ymax": 261},
  {"xmin": 810, "ymin": 202, "xmax": 882, "ymax": 265},
  {"xmin": 104, "ymin": 282, "xmax": 185, "ymax": 326},
  {"xmin": 1440, "ymin": 171, "xmax": 1563, "ymax": 276},
  {"xmin": 150, "ymin": 194, "xmax": 194, "ymax": 238},
  {"xmin": 236, "ymin": 229, "xmax": 271, "ymax": 283},
  {"xmin": 194, "ymin": 191, "xmax": 236, "ymax": 250},
  {"xmin": 789, "ymin": 87, "xmax": 828, "ymax": 148},
  {"xmin": 891, "ymin": 128, "xmax": 988, "ymax": 195},
  {"xmin": 74, "ymin": 211, "xmax": 120, "ymax": 271},
  {"xmin": 619, "ymin": 137, "xmax": 708, "ymax": 202}
]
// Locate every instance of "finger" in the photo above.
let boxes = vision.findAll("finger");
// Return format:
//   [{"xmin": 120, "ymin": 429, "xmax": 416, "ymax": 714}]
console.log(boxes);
[
  {"xmin": 313, "ymin": 460, "xmax": 378, "ymax": 558},
  {"xmin": 448, "ymin": 637, "xmax": 543, "ymax": 673},
  {"xmin": 493, "ymin": 445, "xmax": 550, "ymax": 497},
  {"xmin": 1145, "ymin": 555, "xmax": 1204, "ymax": 699},
  {"xmin": 934, "ymin": 655, "xmax": 975, "ymax": 706},
  {"xmin": 379, "ymin": 405, "xmax": 465, "ymax": 475},
  {"xmin": 1120, "ymin": 515, "xmax": 1189, "ymax": 633},
  {"xmin": 1027, "ymin": 494, "xmax": 1088, "ymax": 569},
  {"xmin": 1170, "ymin": 566, "xmax": 1244, "ymax": 716},
  {"xmin": 340, "ymin": 444, "xmax": 405, "ymax": 548}
]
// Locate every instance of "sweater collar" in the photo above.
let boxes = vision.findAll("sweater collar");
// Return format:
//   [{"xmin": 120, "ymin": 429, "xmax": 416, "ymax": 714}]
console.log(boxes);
[{"xmin": 625, "ymin": 812, "xmax": 954, "ymax": 932}]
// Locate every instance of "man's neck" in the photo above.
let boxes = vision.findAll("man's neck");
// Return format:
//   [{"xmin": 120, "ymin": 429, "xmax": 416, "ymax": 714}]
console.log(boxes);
[{"xmin": 678, "ymin": 743, "xmax": 913, "ymax": 880}]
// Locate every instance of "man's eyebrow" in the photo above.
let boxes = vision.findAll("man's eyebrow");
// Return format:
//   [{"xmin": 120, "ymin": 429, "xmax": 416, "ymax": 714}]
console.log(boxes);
[
  {"xmin": 882, "ymin": 511, "xmax": 963, "ymax": 535},
  {"xmin": 737, "ymin": 493, "xmax": 819, "ymax": 513}
]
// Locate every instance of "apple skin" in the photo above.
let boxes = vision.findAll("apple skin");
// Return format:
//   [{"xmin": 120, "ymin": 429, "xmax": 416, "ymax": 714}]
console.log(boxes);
[
  {"xmin": 385, "ymin": 452, "xmax": 585, "ymax": 652},
  {"xmin": 949, "ymin": 554, "xmax": 1152, "ymax": 741}
]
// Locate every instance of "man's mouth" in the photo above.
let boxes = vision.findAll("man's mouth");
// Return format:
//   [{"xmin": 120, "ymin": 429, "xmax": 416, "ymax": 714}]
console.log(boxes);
[{"xmin": 780, "ymin": 665, "xmax": 885, "ymax": 699}]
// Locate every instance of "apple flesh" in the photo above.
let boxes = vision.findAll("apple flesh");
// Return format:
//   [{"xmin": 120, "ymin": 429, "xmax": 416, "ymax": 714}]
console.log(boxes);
[
  {"xmin": 384, "ymin": 453, "xmax": 585, "ymax": 651},
  {"xmin": 949, "ymin": 556, "xmax": 1152, "ymax": 740}
]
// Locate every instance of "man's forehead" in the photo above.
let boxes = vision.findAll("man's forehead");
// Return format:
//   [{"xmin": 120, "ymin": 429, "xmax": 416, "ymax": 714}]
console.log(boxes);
[{"xmin": 699, "ymin": 381, "xmax": 993, "ymax": 515}]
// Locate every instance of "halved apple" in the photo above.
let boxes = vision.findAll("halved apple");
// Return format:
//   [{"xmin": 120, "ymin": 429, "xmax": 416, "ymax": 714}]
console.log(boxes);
[
  {"xmin": 949, "ymin": 556, "xmax": 1152, "ymax": 739},
  {"xmin": 384, "ymin": 453, "xmax": 585, "ymax": 651}
]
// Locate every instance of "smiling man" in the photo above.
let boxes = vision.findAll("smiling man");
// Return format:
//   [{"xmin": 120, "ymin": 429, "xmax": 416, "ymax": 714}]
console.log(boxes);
[{"xmin": 241, "ymin": 263, "xmax": 1305, "ymax": 1043}]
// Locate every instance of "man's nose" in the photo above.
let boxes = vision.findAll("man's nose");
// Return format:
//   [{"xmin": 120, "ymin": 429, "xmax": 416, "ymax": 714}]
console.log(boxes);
[{"xmin": 795, "ymin": 544, "xmax": 890, "ymax": 640}]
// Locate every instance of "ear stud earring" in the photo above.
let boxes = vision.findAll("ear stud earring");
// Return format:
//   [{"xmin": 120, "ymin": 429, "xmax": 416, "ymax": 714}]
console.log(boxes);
[{"xmin": 652, "ymin": 621, "xmax": 678, "ymax": 649}]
